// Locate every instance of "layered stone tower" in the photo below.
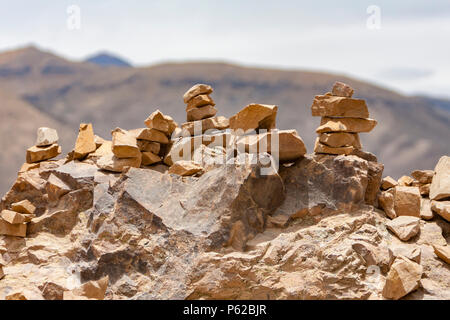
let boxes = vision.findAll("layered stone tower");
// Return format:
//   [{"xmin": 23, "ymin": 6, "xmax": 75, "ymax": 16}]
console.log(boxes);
[{"xmin": 183, "ymin": 84, "xmax": 217, "ymax": 122}]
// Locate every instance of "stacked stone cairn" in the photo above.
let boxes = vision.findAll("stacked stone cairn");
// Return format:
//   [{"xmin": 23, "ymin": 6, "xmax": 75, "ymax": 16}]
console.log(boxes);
[
  {"xmin": 183, "ymin": 84, "xmax": 217, "ymax": 122},
  {"xmin": 0, "ymin": 199, "xmax": 36, "ymax": 238},
  {"xmin": 311, "ymin": 81, "xmax": 377, "ymax": 155},
  {"xmin": 25, "ymin": 127, "xmax": 61, "ymax": 166}
]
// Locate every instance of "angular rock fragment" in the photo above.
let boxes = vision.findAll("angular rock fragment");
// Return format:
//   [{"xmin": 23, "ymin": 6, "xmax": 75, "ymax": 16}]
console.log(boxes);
[
  {"xmin": 388, "ymin": 244, "xmax": 421, "ymax": 265},
  {"xmin": 429, "ymin": 156, "xmax": 450, "ymax": 200},
  {"xmin": 144, "ymin": 110, "xmax": 170, "ymax": 134},
  {"xmin": 420, "ymin": 198, "xmax": 434, "ymax": 220},
  {"xmin": 230, "ymin": 104, "xmax": 277, "ymax": 132},
  {"xmin": 63, "ymin": 276, "xmax": 109, "ymax": 300},
  {"xmin": 382, "ymin": 256, "xmax": 423, "ymax": 300},
  {"xmin": 378, "ymin": 189, "xmax": 396, "ymax": 219},
  {"xmin": 129, "ymin": 128, "xmax": 169, "ymax": 144},
  {"xmin": 186, "ymin": 105, "xmax": 218, "ymax": 122},
  {"xmin": 0, "ymin": 265, "xmax": 3, "ymax": 280},
  {"xmin": 181, "ymin": 116, "xmax": 230, "ymax": 136},
  {"xmin": 0, "ymin": 210, "xmax": 26, "ymax": 224},
  {"xmin": 112, "ymin": 128, "xmax": 140, "ymax": 158},
  {"xmin": 431, "ymin": 200, "xmax": 450, "ymax": 222},
  {"xmin": 386, "ymin": 216, "xmax": 420, "ymax": 241},
  {"xmin": 316, "ymin": 117, "xmax": 377, "ymax": 133},
  {"xmin": 74, "ymin": 123, "xmax": 96, "ymax": 160},
  {"xmin": 137, "ymin": 140, "xmax": 160, "ymax": 154},
  {"xmin": 411, "ymin": 170, "xmax": 434, "ymax": 184},
  {"xmin": 141, "ymin": 152, "xmax": 161, "ymax": 166},
  {"xmin": 26, "ymin": 144, "xmax": 61, "ymax": 163},
  {"xmin": 432, "ymin": 245, "xmax": 450, "ymax": 265},
  {"xmin": 36, "ymin": 127, "xmax": 59, "ymax": 147},
  {"xmin": 169, "ymin": 160, "xmax": 204, "ymax": 176},
  {"xmin": 331, "ymin": 81, "xmax": 354, "ymax": 97},
  {"xmin": 11, "ymin": 199, "xmax": 36, "ymax": 215},
  {"xmin": 314, "ymin": 138, "xmax": 354, "ymax": 155},
  {"xmin": 318, "ymin": 132, "xmax": 360, "ymax": 148},
  {"xmin": 311, "ymin": 95, "xmax": 368, "ymax": 118},
  {"xmin": 419, "ymin": 183, "xmax": 430, "ymax": 196},
  {"xmin": 398, "ymin": 175, "xmax": 414, "ymax": 186},
  {"xmin": 19, "ymin": 162, "xmax": 40, "ymax": 173},
  {"xmin": 97, "ymin": 153, "xmax": 142, "ymax": 173},
  {"xmin": 394, "ymin": 186, "xmax": 421, "ymax": 217},
  {"xmin": 89, "ymin": 141, "xmax": 113, "ymax": 160},
  {"xmin": 183, "ymin": 84, "xmax": 213, "ymax": 103},
  {"xmin": 381, "ymin": 176, "xmax": 398, "ymax": 190},
  {"xmin": 94, "ymin": 135, "xmax": 106, "ymax": 149},
  {"xmin": 46, "ymin": 173, "xmax": 71, "ymax": 202},
  {"xmin": 0, "ymin": 219, "xmax": 27, "ymax": 237},
  {"xmin": 186, "ymin": 94, "xmax": 215, "ymax": 111}
]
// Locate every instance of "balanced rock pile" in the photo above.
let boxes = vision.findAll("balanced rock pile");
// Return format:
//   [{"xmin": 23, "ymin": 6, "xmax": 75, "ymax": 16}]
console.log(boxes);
[
  {"xmin": 311, "ymin": 82, "xmax": 377, "ymax": 155},
  {"xmin": 0, "ymin": 199, "xmax": 35, "ymax": 237},
  {"xmin": 183, "ymin": 84, "xmax": 217, "ymax": 122},
  {"xmin": 25, "ymin": 127, "xmax": 61, "ymax": 165}
]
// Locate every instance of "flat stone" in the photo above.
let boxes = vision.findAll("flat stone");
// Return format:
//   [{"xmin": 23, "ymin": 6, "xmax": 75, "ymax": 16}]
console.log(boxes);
[
  {"xmin": 311, "ymin": 95, "xmax": 368, "ymax": 118},
  {"xmin": 379, "ymin": 189, "xmax": 396, "ymax": 219},
  {"xmin": 186, "ymin": 94, "xmax": 215, "ymax": 111},
  {"xmin": 137, "ymin": 140, "xmax": 160, "ymax": 154},
  {"xmin": 183, "ymin": 84, "xmax": 213, "ymax": 103},
  {"xmin": 186, "ymin": 105, "xmax": 218, "ymax": 122},
  {"xmin": 19, "ymin": 163, "xmax": 40, "ymax": 173},
  {"xmin": 394, "ymin": 186, "xmax": 421, "ymax": 217},
  {"xmin": 181, "ymin": 116, "xmax": 229, "ymax": 136},
  {"xmin": 331, "ymin": 81, "xmax": 354, "ymax": 97},
  {"xmin": 0, "ymin": 210, "xmax": 26, "ymax": 224},
  {"xmin": 398, "ymin": 175, "xmax": 414, "ymax": 186},
  {"xmin": 386, "ymin": 216, "xmax": 420, "ymax": 241},
  {"xmin": 388, "ymin": 244, "xmax": 421, "ymax": 265},
  {"xmin": 431, "ymin": 200, "xmax": 450, "ymax": 222},
  {"xmin": 432, "ymin": 245, "xmax": 450, "ymax": 264},
  {"xmin": 0, "ymin": 219, "xmax": 27, "ymax": 237},
  {"xmin": 97, "ymin": 152, "xmax": 142, "ymax": 173},
  {"xmin": 229, "ymin": 104, "xmax": 277, "ymax": 133},
  {"xmin": 316, "ymin": 117, "xmax": 377, "ymax": 133},
  {"xmin": 26, "ymin": 144, "xmax": 61, "ymax": 163},
  {"xmin": 381, "ymin": 176, "xmax": 398, "ymax": 190},
  {"xmin": 11, "ymin": 199, "xmax": 36, "ymax": 215},
  {"xmin": 419, "ymin": 183, "xmax": 430, "ymax": 196},
  {"xmin": 129, "ymin": 128, "xmax": 169, "ymax": 144},
  {"xmin": 429, "ymin": 156, "xmax": 450, "ymax": 200},
  {"xmin": 382, "ymin": 255, "xmax": 422, "ymax": 300},
  {"xmin": 420, "ymin": 198, "xmax": 434, "ymax": 220},
  {"xmin": 89, "ymin": 141, "xmax": 113, "ymax": 159},
  {"xmin": 169, "ymin": 160, "xmax": 204, "ymax": 176},
  {"xmin": 314, "ymin": 138, "xmax": 354, "ymax": 155},
  {"xmin": 144, "ymin": 110, "xmax": 170, "ymax": 133},
  {"xmin": 237, "ymin": 129, "xmax": 307, "ymax": 162},
  {"xmin": 74, "ymin": 123, "xmax": 96, "ymax": 160},
  {"xmin": 319, "ymin": 132, "xmax": 361, "ymax": 148},
  {"xmin": 141, "ymin": 152, "xmax": 161, "ymax": 166},
  {"xmin": 411, "ymin": 170, "xmax": 434, "ymax": 184},
  {"xmin": 36, "ymin": 127, "xmax": 59, "ymax": 147},
  {"xmin": 112, "ymin": 128, "xmax": 140, "ymax": 158}
]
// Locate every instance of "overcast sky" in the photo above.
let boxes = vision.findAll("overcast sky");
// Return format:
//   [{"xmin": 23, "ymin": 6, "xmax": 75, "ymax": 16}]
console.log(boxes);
[{"xmin": 1, "ymin": 0, "xmax": 449, "ymax": 98}]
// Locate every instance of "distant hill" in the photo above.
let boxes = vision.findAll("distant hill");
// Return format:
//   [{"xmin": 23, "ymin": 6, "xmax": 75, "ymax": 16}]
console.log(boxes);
[
  {"xmin": 0, "ymin": 45, "xmax": 449, "ymax": 194},
  {"xmin": 85, "ymin": 52, "xmax": 132, "ymax": 67}
]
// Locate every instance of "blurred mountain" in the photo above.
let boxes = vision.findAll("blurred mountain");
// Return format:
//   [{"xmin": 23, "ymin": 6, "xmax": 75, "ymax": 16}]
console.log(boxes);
[
  {"xmin": 85, "ymin": 52, "xmax": 132, "ymax": 67},
  {"xmin": 0, "ymin": 45, "xmax": 449, "ymax": 194}
]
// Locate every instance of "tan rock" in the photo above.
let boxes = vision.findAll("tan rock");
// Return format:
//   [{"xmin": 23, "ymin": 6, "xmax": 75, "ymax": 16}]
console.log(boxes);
[
  {"xmin": 36, "ymin": 127, "xmax": 59, "ymax": 147},
  {"xmin": 89, "ymin": 141, "xmax": 113, "ymax": 159},
  {"xmin": 432, "ymin": 245, "xmax": 450, "ymax": 264},
  {"xmin": 314, "ymin": 138, "xmax": 354, "ymax": 155},
  {"xmin": 183, "ymin": 84, "xmax": 213, "ymax": 103},
  {"xmin": 19, "ymin": 162, "xmax": 40, "ymax": 173},
  {"xmin": 318, "ymin": 132, "xmax": 361, "ymax": 148},
  {"xmin": 388, "ymin": 244, "xmax": 421, "ymax": 265},
  {"xmin": 186, "ymin": 94, "xmax": 215, "ymax": 111},
  {"xmin": 420, "ymin": 198, "xmax": 434, "ymax": 220},
  {"xmin": 169, "ymin": 160, "xmax": 204, "ymax": 176},
  {"xmin": 181, "ymin": 116, "xmax": 230, "ymax": 136},
  {"xmin": 381, "ymin": 176, "xmax": 398, "ymax": 190},
  {"xmin": 0, "ymin": 219, "xmax": 27, "ymax": 237},
  {"xmin": 163, "ymin": 114, "xmax": 178, "ymax": 135},
  {"xmin": 137, "ymin": 140, "xmax": 161, "ymax": 154},
  {"xmin": 11, "ymin": 199, "xmax": 36, "ymax": 215},
  {"xmin": 419, "ymin": 183, "xmax": 430, "ymax": 196},
  {"xmin": 63, "ymin": 276, "xmax": 109, "ymax": 300},
  {"xmin": 331, "ymin": 81, "xmax": 354, "ymax": 97},
  {"xmin": 74, "ymin": 123, "xmax": 96, "ymax": 160},
  {"xmin": 316, "ymin": 117, "xmax": 377, "ymax": 133},
  {"xmin": 382, "ymin": 256, "xmax": 423, "ymax": 300},
  {"xmin": 386, "ymin": 216, "xmax": 420, "ymax": 241},
  {"xmin": 97, "ymin": 153, "xmax": 142, "ymax": 173},
  {"xmin": 46, "ymin": 173, "xmax": 71, "ymax": 202},
  {"xmin": 0, "ymin": 265, "xmax": 3, "ymax": 279},
  {"xmin": 129, "ymin": 128, "xmax": 169, "ymax": 144},
  {"xmin": 94, "ymin": 135, "xmax": 106, "ymax": 148},
  {"xmin": 144, "ymin": 110, "xmax": 169, "ymax": 133},
  {"xmin": 1, "ymin": 210, "xmax": 26, "ymax": 224},
  {"xmin": 431, "ymin": 200, "xmax": 450, "ymax": 222},
  {"xmin": 237, "ymin": 129, "xmax": 307, "ymax": 162},
  {"xmin": 429, "ymin": 156, "xmax": 450, "ymax": 200},
  {"xmin": 398, "ymin": 175, "xmax": 414, "ymax": 186},
  {"xmin": 112, "ymin": 128, "xmax": 140, "ymax": 158},
  {"xmin": 378, "ymin": 189, "xmax": 396, "ymax": 219},
  {"xmin": 229, "ymin": 104, "xmax": 277, "ymax": 132},
  {"xmin": 141, "ymin": 152, "xmax": 161, "ymax": 166},
  {"xmin": 5, "ymin": 292, "xmax": 28, "ymax": 300},
  {"xmin": 26, "ymin": 144, "xmax": 61, "ymax": 163},
  {"xmin": 311, "ymin": 95, "xmax": 368, "ymax": 118},
  {"xmin": 394, "ymin": 186, "xmax": 421, "ymax": 217},
  {"xmin": 186, "ymin": 105, "xmax": 218, "ymax": 122},
  {"xmin": 411, "ymin": 169, "xmax": 434, "ymax": 184}
]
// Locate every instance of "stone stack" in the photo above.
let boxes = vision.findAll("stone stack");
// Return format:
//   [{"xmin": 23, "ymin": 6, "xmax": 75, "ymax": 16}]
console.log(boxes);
[
  {"xmin": 183, "ymin": 84, "xmax": 217, "ymax": 122},
  {"xmin": 311, "ymin": 82, "xmax": 377, "ymax": 155},
  {"xmin": 25, "ymin": 127, "xmax": 61, "ymax": 164},
  {"xmin": 0, "ymin": 199, "xmax": 36, "ymax": 238}
]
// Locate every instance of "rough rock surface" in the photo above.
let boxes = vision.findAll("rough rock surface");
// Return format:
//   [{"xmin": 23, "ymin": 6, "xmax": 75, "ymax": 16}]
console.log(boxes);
[{"xmin": 429, "ymin": 156, "xmax": 450, "ymax": 200}]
